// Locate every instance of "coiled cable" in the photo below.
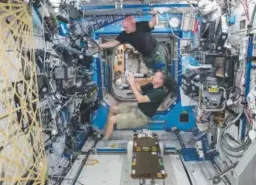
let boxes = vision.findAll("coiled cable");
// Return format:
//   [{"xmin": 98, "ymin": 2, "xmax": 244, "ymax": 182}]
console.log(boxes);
[{"xmin": 219, "ymin": 113, "xmax": 251, "ymax": 157}]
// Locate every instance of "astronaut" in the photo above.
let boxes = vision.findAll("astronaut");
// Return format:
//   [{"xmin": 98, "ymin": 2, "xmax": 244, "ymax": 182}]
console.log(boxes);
[
  {"xmin": 98, "ymin": 9, "xmax": 166, "ymax": 71},
  {"xmin": 103, "ymin": 71, "xmax": 167, "ymax": 140}
]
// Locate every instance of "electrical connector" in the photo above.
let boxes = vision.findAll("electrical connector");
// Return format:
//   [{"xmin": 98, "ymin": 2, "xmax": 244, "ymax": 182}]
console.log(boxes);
[
  {"xmin": 226, "ymin": 99, "xmax": 234, "ymax": 107},
  {"xmin": 195, "ymin": 141, "xmax": 203, "ymax": 149},
  {"xmin": 249, "ymin": 130, "xmax": 256, "ymax": 141},
  {"xmin": 198, "ymin": 150, "xmax": 204, "ymax": 158},
  {"xmin": 196, "ymin": 141, "xmax": 204, "ymax": 158}
]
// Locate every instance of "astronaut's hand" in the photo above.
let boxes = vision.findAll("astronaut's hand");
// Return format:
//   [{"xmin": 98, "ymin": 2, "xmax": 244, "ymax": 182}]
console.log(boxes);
[
  {"xmin": 127, "ymin": 73, "xmax": 135, "ymax": 85},
  {"xmin": 149, "ymin": 8, "xmax": 158, "ymax": 15}
]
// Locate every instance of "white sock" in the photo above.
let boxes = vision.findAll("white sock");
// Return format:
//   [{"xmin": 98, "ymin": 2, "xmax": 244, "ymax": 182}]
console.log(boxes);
[{"xmin": 102, "ymin": 136, "xmax": 109, "ymax": 141}]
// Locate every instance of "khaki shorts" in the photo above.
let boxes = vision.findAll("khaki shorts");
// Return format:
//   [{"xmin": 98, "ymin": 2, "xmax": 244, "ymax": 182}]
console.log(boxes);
[{"xmin": 116, "ymin": 104, "xmax": 150, "ymax": 129}]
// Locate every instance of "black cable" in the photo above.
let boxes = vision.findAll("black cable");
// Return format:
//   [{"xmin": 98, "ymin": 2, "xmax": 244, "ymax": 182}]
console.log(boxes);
[
  {"xmin": 177, "ymin": 151, "xmax": 193, "ymax": 185},
  {"xmin": 72, "ymin": 137, "xmax": 99, "ymax": 185},
  {"xmin": 226, "ymin": 107, "xmax": 238, "ymax": 117},
  {"xmin": 233, "ymin": 87, "xmax": 241, "ymax": 101},
  {"xmin": 174, "ymin": 129, "xmax": 196, "ymax": 184},
  {"xmin": 226, "ymin": 86, "xmax": 241, "ymax": 101},
  {"xmin": 174, "ymin": 130, "xmax": 185, "ymax": 148}
]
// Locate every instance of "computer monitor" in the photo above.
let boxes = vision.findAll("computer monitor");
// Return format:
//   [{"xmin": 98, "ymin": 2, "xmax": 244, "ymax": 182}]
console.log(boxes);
[
  {"xmin": 204, "ymin": 54, "xmax": 236, "ymax": 87},
  {"xmin": 200, "ymin": 21, "xmax": 216, "ymax": 41}
]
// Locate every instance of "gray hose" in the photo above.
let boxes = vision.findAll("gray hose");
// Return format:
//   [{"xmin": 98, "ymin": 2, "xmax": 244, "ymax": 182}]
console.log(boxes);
[
  {"xmin": 220, "ymin": 139, "xmax": 244, "ymax": 158},
  {"xmin": 219, "ymin": 113, "xmax": 251, "ymax": 157},
  {"xmin": 222, "ymin": 132, "xmax": 251, "ymax": 152},
  {"xmin": 222, "ymin": 114, "xmax": 251, "ymax": 151}
]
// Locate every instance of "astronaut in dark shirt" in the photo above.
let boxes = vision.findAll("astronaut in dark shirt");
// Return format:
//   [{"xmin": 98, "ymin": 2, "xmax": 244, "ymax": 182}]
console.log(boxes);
[
  {"xmin": 99, "ymin": 10, "xmax": 165, "ymax": 71},
  {"xmin": 103, "ymin": 71, "xmax": 167, "ymax": 140}
]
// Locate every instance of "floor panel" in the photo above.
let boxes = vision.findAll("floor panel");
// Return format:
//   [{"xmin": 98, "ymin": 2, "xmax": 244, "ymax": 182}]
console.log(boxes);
[
  {"xmin": 184, "ymin": 161, "xmax": 226, "ymax": 185},
  {"xmin": 82, "ymin": 131, "xmax": 181, "ymax": 153},
  {"xmin": 62, "ymin": 155, "xmax": 124, "ymax": 185},
  {"xmin": 62, "ymin": 131, "xmax": 220, "ymax": 185},
  {"xmin": 62, "ymin": 154, "xmax": 190, "ymax": 185}
]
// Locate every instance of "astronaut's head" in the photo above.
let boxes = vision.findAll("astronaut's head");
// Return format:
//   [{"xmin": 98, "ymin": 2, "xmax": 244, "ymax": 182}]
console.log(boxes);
[
  {"xmin": 122, "ymin": 16, "xmax": 136, "ymax": 34},
  {"xmin": 152, "ymin": 71, "xmax": 166, "ymax": 87}
]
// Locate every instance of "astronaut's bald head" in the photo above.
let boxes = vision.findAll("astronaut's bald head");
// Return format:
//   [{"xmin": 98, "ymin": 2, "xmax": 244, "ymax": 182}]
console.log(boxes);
[{"xmin": 122, "ymin": 16, "xmax": 136, "ymax": 33}]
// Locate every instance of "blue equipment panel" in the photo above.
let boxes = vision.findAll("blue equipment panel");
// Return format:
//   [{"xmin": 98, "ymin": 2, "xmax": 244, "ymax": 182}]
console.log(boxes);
[
  {"xmin": 92, "ymin": 101, "xmax": 195, "ymax": 131},
  {"xmin": 94, "ymin": 13, "xmax": 183, "ymax": 33},
  {"xmin": 181, "ymin": 148, "xmax": 202, "ymax": 161}
]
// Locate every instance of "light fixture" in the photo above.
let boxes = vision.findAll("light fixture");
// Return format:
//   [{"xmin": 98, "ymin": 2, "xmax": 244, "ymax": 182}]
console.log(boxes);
[
  {"xmin": 115, "ymin": 0, "xmax": 123, "ymax": 9},
  {"xmin": 169, "ymin": 17, "xmax": 181, "ymax": 28}
]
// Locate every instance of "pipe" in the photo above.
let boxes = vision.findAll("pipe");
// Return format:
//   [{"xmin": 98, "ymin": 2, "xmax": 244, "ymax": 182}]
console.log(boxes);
[
  {"xmin": 80, "ymin": 4, "xmax": 192, "ymax": 10},
  {"xmin": 213, "ymin": 161, "xmax": 238, "ymax": 183},
  {"xmin": 212, "ymin": 158, "xmax": 232, "ymax": 185},
  {"xmin": 81, "ymin": 8, "xmax": 144, "ymax": 16},
  {"xmin": 148, "ymin": 120, "xmax": 166, "ymax": 123},
  {"xmin": 244, "ymin": 108, "xmax": 252, "ymax": 124},
  {"xmin": 230, "ymin": 112, "xmax": 242, "ymax": 123}
]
